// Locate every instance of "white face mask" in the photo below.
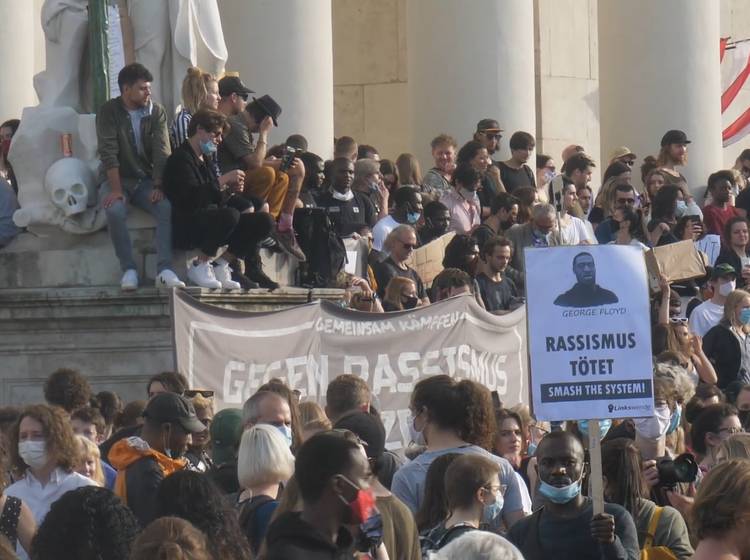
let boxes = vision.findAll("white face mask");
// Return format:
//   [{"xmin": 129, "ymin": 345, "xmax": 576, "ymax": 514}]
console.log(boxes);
[
  {"xmin": 719, "ymin": 280, "xmax": 736, "ymax": 297},
  {"xmin": 634, "ymin": 404, "xmax": 671, "ymax": 440},
  {"xmin": 407, "ymin": 411, "xmax": 426, "ymax": 446},
  {"xmin": 18, "ymin": 440, "xmax": 48, "ymax": 470}
]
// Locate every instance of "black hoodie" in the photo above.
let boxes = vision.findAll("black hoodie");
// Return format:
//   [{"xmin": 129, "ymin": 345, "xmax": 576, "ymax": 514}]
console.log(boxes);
[{"xmin": 265, "ymin": 511, "xmax": 356, "ymax": 560}]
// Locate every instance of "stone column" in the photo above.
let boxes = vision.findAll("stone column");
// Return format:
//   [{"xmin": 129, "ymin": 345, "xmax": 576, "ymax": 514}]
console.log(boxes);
[
  {"xmin": 599, "ymin": 0, "xmax": 722, "ymax": 193},
  {"xmin": 0, "ymin": 0, "xmax": 36, "ymax": 119},
  {"xmin": 407, "ymin": 0, "xmax": 536, "ymax": 165},
  {"xmin": 219, "ymin": 0, "xmax": 334, "ymax": 158}
]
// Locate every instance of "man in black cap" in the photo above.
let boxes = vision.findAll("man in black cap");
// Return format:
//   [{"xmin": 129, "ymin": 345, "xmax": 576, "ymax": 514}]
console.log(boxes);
[
  {"xmin": 108, "ymin": 392, "xmax": 206, "ymax": 527},
  {"xmin": 657, "ymin": 129, "xmax": 691, "ymax": 190},
  {"xmin": 553, "ymin": 252, "xmax": 619, "ymax": 308},
  {"xmin": 219, "ymin": 92, "xmax": 306, "ymax": 264},
  {"xmin": 217, "ymin": 74, "xmax": 254, "ymax": 117},
  {"xmin": 474, "ymin": 118, "xmax": 507, "ymax": 196}
]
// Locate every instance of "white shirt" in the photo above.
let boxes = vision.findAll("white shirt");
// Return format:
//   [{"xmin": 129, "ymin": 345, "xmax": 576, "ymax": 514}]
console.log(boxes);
[
  {"xmin": 560, "ymin": 216, "xmax": 596, "ymax": 245},
  {"xmin": 689, "ymin": 300, "xmax": 724, "ymax": 337},
  {"xmin": 372, "ymin": 215, "xmax": 400, "ymax": 251},
  {"xmin": 5, "ymin": 468, "xmax": 95, "ymax": 524}
]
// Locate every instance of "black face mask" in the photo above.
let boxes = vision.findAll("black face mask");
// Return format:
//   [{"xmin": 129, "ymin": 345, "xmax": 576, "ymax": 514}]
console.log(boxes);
[
  {"xmin": 402, "ymin": 296, "xmax": 419, "ymax": 309},
  {"xmin": 500, "ymin": 219, "xmax": 515, "ymax": 231},
  {"xmin": 740, "ymin": 410, "xmax": 750, "ymax": 431}
]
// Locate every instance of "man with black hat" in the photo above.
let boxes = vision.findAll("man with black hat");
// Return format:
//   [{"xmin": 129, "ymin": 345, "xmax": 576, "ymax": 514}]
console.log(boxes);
[
  {"xmin": 474, "ymin": 118, "xmax": 507, "ymax": 194},
  {"xmin": 657, "ymin": 129, "xmax": 690, "ymax": 190},
  {"xmin": 689, "ymin": 263, "xmax": 737, "ymax": 337},
  {"xmin": 218, "ymin": 92, "xmax": 306, "ymax": 263},
  {"xmin": 108, "ymin": 392, "xmax": 206, "ymax": 527}
]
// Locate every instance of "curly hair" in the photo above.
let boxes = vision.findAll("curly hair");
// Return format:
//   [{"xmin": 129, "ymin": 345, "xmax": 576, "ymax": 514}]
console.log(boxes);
[
  {"xmin": 412, "ymin": 375, "xmax": 496, "ymax": 451},
  {"xmin": 156, "ymin": 471, "xmax": 251, "ymax": 560},
  {"xmin": 10, "ymin": 404, "xmax": 79, "ymax": 476},
  {"xmin": 30, "ymin": 486, "xmax": 138, "ymax": 560},
  {"xmin": 147, "ymin": 372, "xmax": 188, "ymax": 397},
  {"xmin": 130, "ymin": 517, "xmax": 211, "ymax": 560},
  {"xmin": 442, "ymin": 234, "xmax": 479, "ymax": 274},
  {"xmin": 91, "ymin": 391, "xmax": 122, "ymax": 430},
  {"xmin": 43, "ymin": 368, "xmax": 92, "ymax": 413}
]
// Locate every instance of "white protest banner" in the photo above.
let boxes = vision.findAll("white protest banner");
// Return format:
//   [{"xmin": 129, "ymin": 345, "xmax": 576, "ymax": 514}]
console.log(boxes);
[
  {"xmin": 524, "ymin": 245, "xmax": 654, "ymax": 421},
  {"xmin": 172, "ymin": 291, "xmax": 529, "ymax": 449}
]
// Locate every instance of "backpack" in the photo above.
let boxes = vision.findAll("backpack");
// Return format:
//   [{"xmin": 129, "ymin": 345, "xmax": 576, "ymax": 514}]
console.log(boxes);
[
  {"xmin": 238, "ymin": 495, "xmax": 275, "ymax": 554},
  {"xmin": 420, "ymin": 523, "xmax": 476, "ymax": 558},
  {"xmin": 640, "ymin": 507, "xmax": 677, "ymax": 560},
  {"xmin": 294, "ymin": 207, "xmax": 347, "ymax": 288}
]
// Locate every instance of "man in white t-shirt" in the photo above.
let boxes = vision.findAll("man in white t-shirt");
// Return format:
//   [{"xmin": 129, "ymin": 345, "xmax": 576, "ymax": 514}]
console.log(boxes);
[
  {"xmin": 372, "ymin": 186, "xmax": 422, "ymax": 251},
  {"xmin": 689, "ymin": 263, "xmax": 737, "ymax": 336}
]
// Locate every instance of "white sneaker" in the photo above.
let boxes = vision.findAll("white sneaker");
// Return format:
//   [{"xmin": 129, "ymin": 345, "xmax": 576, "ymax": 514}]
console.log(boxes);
[
  {"xmin": 187, "ymin": 260, "xmax": 221, "ymax": 289},
  {"xmin": 156, "ymin": 269, "xmax": 186, "ymax": 288},
  {"xmin": 120, "ymin": 269, "xmax": 138, "ymax": 291},
  {"xmin": 212, "ymin": 260, "xmax": 241, "ymax": 290}
]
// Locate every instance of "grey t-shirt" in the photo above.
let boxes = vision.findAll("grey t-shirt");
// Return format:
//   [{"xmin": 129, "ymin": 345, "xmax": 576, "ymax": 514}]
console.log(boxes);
[{"xmin": 390, "ymin": 444, "xmax": 524, "ymax": 527}]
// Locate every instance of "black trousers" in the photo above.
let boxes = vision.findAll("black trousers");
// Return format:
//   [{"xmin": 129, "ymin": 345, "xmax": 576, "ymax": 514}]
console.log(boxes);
[{"xmin": 193, "ymin": 207, "xmax": 274, "ymax": 258}]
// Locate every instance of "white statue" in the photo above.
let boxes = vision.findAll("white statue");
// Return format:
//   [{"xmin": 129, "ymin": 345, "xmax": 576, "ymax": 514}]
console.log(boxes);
[
  {"xmin": 129, "ymin": 0, "xmax": 228, "ymax": 117},
  {"xmin": 10, "ymin": 106, "xmax": 106, "ymax": 235},
  {"xmin": 35, "ymin": 0, "xmax": 90, "ymax": 112}
]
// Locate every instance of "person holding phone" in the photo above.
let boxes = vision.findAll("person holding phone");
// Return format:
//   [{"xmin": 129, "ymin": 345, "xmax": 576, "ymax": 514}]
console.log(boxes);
[{"xmin": 715, "ymin": 217, "xmax": 750, "ymax": 289}]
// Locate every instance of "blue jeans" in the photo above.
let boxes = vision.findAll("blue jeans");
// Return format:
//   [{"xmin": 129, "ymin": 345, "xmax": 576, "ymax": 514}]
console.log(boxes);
[{"xmin": 101, "ymin": 178, "xmax": 173, "ymax": 273}]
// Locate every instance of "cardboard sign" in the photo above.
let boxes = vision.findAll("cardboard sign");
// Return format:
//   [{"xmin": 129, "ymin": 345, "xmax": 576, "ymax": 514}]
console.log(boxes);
[
  {"xmin": 525, "ymin": 245, "xmax": 654, "ymax": 421},
  {"xmin": 645, "ymin": 240, "xmax": 707, "ymax": 292},
  {"xmin": 406, "ymin": 232, "xmax": 455, "ymax": 286}
]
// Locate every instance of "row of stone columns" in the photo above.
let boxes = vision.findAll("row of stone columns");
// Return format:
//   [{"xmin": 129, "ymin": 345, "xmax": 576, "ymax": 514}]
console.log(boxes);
[{"xmin": 0, "ymin": 0, "xmax": 724, "ymax": 192}]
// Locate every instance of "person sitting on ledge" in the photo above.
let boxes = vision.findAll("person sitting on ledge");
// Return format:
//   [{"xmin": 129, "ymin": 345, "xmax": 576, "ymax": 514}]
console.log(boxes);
[{"xmin": 163, "ymin": 109, "xmax": 274, "ymax": 290}]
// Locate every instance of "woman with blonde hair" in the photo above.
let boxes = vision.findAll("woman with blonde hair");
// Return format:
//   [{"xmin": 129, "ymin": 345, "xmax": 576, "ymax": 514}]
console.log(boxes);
[
  {"xmin": 692, "ymin": 459, "xmax": 750, "ymax": 560},
  {"xmin": 237, "ymin": 423, "xmax": 295, "ymax": 555},
  {"xmin": 74, "ymin": 435, "xmax": 104, "ymax": 486},
  {"xmin": 704, "ymin": 289, "xmax": 750, "ymax": 389},
  {"xmin": 716, "ymin": 432, "xmax": 750, "ymax": 462},
  {"xmin": 170, "ymin": 67, "xmax": 219, "ymax": 148},
  {"xmin": 382, "ymin": 276, "xmax": 420, "ymax": 312},
  {"xmin": 130, "ymin": 516, "xmax": 212, "ymax": 560},
  {"xmin": 396, "ymin": 153, "xmax": 423, "ymax": 188},
  {"xmin": 664, "ymin": 319, "xmax": 718, "ymax": 386},
  {"xmin": 297, "ymin": 401, "xmax": 331, "ymax": 441}
]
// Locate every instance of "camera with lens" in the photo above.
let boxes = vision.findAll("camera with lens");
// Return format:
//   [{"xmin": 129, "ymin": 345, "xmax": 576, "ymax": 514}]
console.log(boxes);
[
  {"xmin": 279, "ymin": 145, "xmax": 300, "ymax": 172},
  {"xmin": 656, "ymin": 453, "xmax": 698, "ymax": 489}
]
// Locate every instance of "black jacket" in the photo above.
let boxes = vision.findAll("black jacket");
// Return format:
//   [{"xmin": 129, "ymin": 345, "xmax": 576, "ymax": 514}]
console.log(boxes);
[
  {"xmin": 703, "ymin": 322, "xmax": 746, "ymax": 389},
  {"xmin": 265, "ymin": 511, "xmax": 355, "ymax": 560},
  {"xmin": 163, "ymin": 141, "xmax": 222, "ymax": 249},
  {"xmin": 125, "ymin": 456, "xmax": 164, "ymax": 528}
]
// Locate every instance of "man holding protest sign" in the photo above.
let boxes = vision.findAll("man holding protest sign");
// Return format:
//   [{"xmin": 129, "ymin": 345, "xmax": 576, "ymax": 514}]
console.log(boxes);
[{"xmin": 507, "ymin": 431, "xmax": 639, "ymax": 560}]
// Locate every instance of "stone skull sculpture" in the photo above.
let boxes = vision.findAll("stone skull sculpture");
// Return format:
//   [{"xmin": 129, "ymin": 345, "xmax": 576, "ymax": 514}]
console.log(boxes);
[{"xmin": 44, "ymin": 157, "xmax": 96, "ymax": 216}]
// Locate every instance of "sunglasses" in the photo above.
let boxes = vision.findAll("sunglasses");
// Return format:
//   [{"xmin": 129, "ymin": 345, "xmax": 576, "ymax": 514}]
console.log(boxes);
[
  {"xmin": 184, "ymin": 389, "xmax": 215, "ymax": 398},
  {"xmin": 669, "ymin": 317, "xmax": 688, "ymax": 325},
  {"xmin": 483, "ymin": 133, "xmax": 502, "ymax": 140}
]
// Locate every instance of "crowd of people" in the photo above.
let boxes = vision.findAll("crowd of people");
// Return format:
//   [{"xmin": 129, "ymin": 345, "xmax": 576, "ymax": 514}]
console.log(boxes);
[
  {"xmin": 0, "ymin": 357, "xmax": 749, "ymax": 559},
  {"xmin": 3, "ymin": 46, "xmax": 750, "ymax": 560}
]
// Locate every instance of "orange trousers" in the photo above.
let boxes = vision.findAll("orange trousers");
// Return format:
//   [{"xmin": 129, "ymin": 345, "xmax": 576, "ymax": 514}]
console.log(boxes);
[{"xmin": 244, "ymin": 166, "xmax": 289, "ymax": 219}]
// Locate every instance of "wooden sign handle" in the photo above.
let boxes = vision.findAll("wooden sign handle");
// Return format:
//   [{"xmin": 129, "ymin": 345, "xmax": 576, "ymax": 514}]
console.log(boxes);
[{"xmin": 587, "ymin": 419, "xmax": 605, "ymax": 515}]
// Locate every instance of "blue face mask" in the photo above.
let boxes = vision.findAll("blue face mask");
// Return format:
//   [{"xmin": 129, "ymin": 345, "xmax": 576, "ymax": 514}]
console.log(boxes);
[
  {"xmin": 741, "ymin": 308, "xmax": 750, "ymax": 325},
  {"xmin": 406, "ymin": 212, "xmax": 421, "ymax": 225},
  {"xmin": 526, "ymin": 442, "xmax": 538, "ymax": 457},
  {"xmin": 199, "ymin": 139, "xmax": 217, "ymax": 156},
  {"xmin": 481, "ymin": 487, "xmax": 504, "ymax": 524},
  {"xmin": 538, "ymin": 476, "xmax": 582, "ymax": 504},
  {"xmin": 577, "ymin": 419, "xmax": 612, "ymax": 440},
  {"xmin": 667, "ymin": 405, "xmax": 682, "ymax": 435},
  {"xmin": 274, "ymin": 424, "xmax": 293, "ymax": 448}
]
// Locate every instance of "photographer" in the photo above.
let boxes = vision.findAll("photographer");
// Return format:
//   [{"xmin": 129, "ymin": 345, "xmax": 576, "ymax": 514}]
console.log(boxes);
[
  {"xmin": 218, "ymin": 94, "xmax": 306, "ymax": 261},
  {"xmin": 602, "ymin": 438, "xmax": 693, "ymax": 559}
]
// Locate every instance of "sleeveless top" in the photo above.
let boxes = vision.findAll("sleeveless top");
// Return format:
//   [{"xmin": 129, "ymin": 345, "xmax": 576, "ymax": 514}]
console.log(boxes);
[{"xmin": 0, "ymin": 495, "xmax": 21, "ymax": 548}]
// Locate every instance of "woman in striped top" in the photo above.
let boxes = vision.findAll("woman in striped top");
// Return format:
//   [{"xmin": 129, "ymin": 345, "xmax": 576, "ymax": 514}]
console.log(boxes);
[{"xmin": 171, "ymin": 67, "xmax": 220, "ymax": 150}]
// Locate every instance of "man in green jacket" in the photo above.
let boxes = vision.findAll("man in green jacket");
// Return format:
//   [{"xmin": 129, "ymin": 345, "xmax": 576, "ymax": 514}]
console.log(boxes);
[{"xmin": 97, "ymin": 63, "xmax": 184, "ymax": 291}]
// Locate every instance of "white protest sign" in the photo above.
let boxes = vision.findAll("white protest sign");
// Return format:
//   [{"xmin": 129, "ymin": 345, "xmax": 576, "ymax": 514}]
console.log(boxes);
[{"xmin": 524, "ymin": 245, "xmax": 654, "ymax": 421}]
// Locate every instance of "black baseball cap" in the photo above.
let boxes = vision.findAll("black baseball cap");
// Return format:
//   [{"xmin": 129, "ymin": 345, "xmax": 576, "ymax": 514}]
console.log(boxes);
[
  {"xmin": 218, "ymin": 75, "xmax": 254, "ymax": 98},
  {"xmin": 711, "ymin": 263, "xmax": 737, "ymax": 279},
  {"xmin": 143, "ymin": 393, "xmax": 206, "ymax": 433},
  {"xmin": 334, "ymin": 412, "xmax": 385, "ymax": 460},
  {"xmin": 661, "ymin": 129, "xmax": 691, "ymax": 147},
  {"xmin": 476, "ymin": 118, "xmax": 503, "ymax": 133}
]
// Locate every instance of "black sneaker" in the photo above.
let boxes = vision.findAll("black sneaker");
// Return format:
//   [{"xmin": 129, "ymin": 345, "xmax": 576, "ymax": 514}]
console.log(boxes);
[
  {"xmin": 230, "ymin": 261, "xmax": 259, "ymax": 289},
  {"xmin": 244, "ymin": 255, "xmax": 280, "ymax": 291}
]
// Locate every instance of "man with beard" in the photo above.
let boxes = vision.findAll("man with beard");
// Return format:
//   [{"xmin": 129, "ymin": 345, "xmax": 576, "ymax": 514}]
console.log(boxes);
[
  {"xmin": 419, "ymin": 201, "xmax": 451, "ymax": 245},
  {"xmin": 473, "ymin": 192, "xmax": 519, "ymax": 251},
  {"xmin": 554, "ymin": 252, "xmax": 619, "ymax": 308}
]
